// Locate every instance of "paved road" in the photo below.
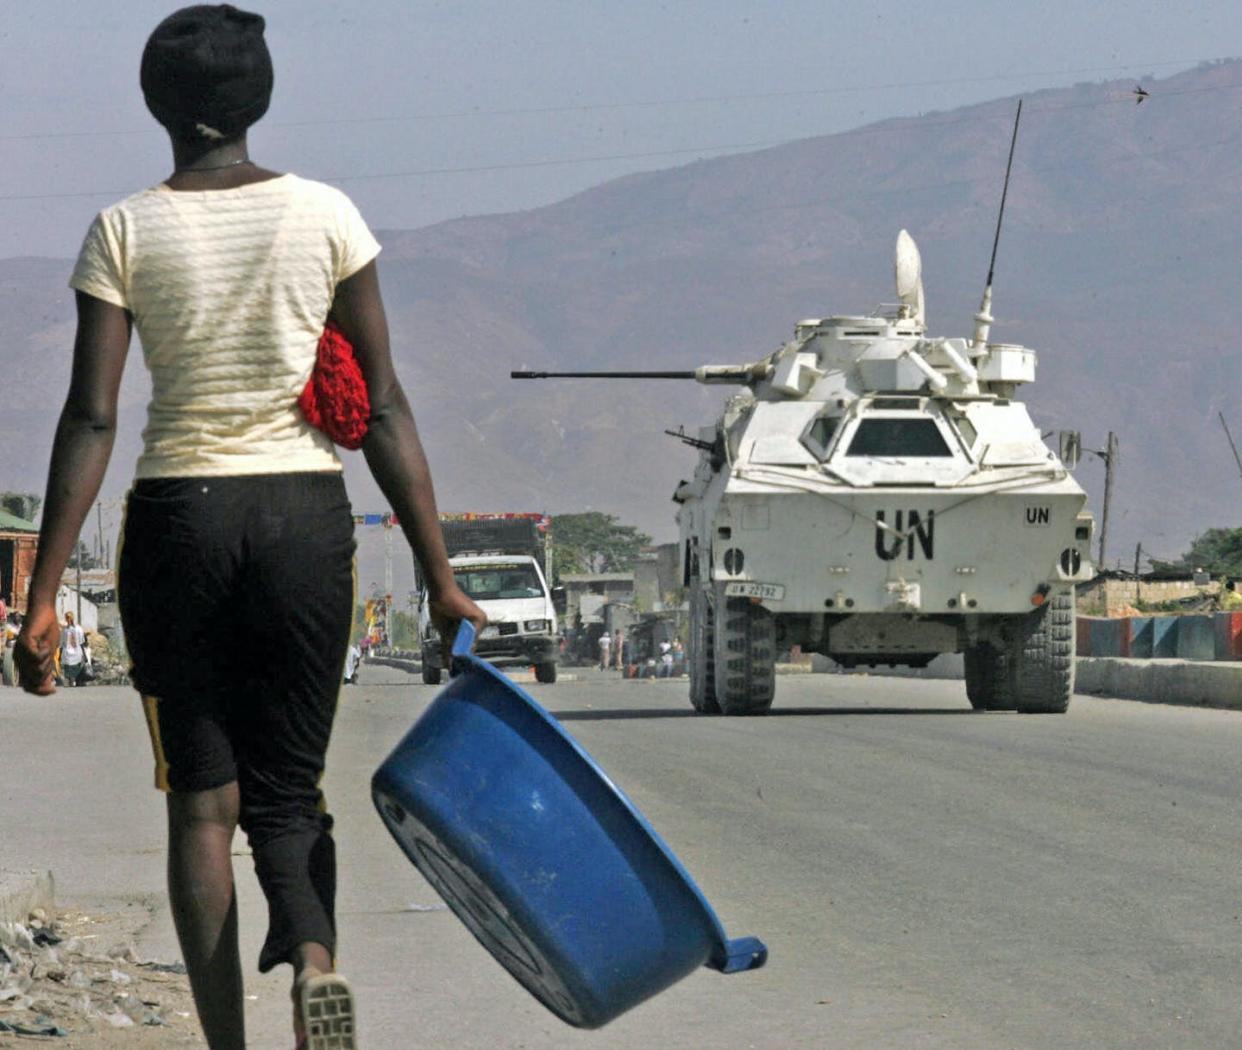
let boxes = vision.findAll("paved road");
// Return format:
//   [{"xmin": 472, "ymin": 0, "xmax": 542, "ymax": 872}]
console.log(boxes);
[{"xmin": 4, "ymin": 667, "xmax": 1242, "ymax": 1049}]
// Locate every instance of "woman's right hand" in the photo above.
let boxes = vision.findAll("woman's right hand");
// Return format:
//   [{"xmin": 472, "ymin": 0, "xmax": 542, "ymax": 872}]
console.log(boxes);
[{"xmin": 15, "ymin": 605, "xmax": 60, "ymax": 696}]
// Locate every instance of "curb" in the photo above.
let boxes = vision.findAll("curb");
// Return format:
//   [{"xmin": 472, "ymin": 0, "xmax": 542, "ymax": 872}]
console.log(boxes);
[
  {"xmin": 0, "ymin": 869, "xmax": 55, "ymax": 925},
  {"xmin": 838, "ymin": 654, "xmax": 1242, "ymax": 713},
  {"xmin": 1075, "ymin": 657, "xmax": 1242, "ymax": 711}
]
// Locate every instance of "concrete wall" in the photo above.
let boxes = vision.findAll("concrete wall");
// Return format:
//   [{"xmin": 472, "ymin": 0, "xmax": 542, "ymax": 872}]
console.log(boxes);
[{"xmin": 1079, "ymin": 612, "xmax": 1242, "ymax": 662}]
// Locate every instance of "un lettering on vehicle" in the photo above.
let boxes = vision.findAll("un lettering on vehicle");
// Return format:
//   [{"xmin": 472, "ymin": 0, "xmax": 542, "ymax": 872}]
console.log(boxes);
[
  {"xmin": 874, "ymin": 510, "xmax": 934, "ymax": 561},
  {"xmin": 1024, "ymin": 506, "xmax": 1051, "ymax": 527}
]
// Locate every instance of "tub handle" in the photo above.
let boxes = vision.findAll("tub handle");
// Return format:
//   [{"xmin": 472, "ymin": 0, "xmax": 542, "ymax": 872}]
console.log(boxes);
[
  {"xmin": 709, "ymin": 936, "xmax": 768, "ymax": 974},
  {"xmin": 448, "ymin": 620, "xmax": 479, "ymax": 677},
  {"xmin": 452, "ymin": 619, "xmax": 477, "ymax": 658}
]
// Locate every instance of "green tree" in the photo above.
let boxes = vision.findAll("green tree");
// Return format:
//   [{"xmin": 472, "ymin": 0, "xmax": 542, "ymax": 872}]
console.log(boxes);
[
  {"xmin": 551, "ymin": 512, "xmax": 652, "ymax": 583},
  {"xmin": 390, "ymin": 610, "xmax": 418, "ymax": 649},
  {"xmin": 0, "ymin": 492, "xmax": 40, "ymax": 524},
  {"xmin": 1152, "ymin": 527, "xmax": 1242, "ymax": 576}
]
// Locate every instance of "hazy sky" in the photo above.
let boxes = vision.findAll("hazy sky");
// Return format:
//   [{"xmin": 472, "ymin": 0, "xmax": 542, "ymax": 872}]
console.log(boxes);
[
  {"xmin": 6, "ymin": 2, "xmax": 1242, "ymax": 597},
  {"xmin": 4, "ymin": 0, "xmax": 1241, "ymax": 260}
]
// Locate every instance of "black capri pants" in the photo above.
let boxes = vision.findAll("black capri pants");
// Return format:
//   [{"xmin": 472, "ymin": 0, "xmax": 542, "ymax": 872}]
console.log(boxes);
[{"xmin": 119, "ymin": 471, "xmax": 355, "ymax": 972}]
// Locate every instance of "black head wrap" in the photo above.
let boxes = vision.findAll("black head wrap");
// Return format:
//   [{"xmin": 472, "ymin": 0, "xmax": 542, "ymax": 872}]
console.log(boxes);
[{"xmin": 140, "ymin": 4, "xmax": 273, "ymax": 141}]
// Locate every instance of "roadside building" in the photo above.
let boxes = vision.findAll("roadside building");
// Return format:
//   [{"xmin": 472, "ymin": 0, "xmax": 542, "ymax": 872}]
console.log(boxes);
[
  {"xmin": 0, "ymin": 510, "xmax": 39, "ymax": 614},
  {"xmin": 561, "ymin": 572, "xmax": 635, "ymax": 628},
  {"xmin": 1078, "ymin": 569, "xmax": 1222, "ymax": 616},
  {"xmin": 633, "ymin": 542, "xmax": 685, "ymax": 612},
  {"xmin": 53, "ymin": 586, "xmax": 100, "ymax": 634}
]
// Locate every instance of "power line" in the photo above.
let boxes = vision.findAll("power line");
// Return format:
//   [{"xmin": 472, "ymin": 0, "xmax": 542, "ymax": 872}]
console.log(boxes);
[
  {"xmin": 321, "ymin": 139, "xmax": 781, "ymax": 184},
  {"xmin": 0, "ymin": 68, "xmax": 1238, "ymax": 205},
  {"xmin": 0, "ymin": 55, "xmax": 1224, "ymax": 144},
  {"xmin": 0, "ymin": 139, "xmax": 779, "ymax": 202}
]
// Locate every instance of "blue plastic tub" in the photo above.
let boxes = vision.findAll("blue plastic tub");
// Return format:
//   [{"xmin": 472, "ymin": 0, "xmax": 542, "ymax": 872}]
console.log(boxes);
[{"xmin": 371, "ymin": 621, "xmax": 767, "ymax": 1028}]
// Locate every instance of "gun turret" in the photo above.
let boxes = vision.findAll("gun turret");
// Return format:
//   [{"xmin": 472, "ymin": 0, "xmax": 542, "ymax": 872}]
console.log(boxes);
[
  {"xmin": 663, "ymin": 425, "xmax": 714, "ymax": 451},
  {"xmin": 511, "ymin": 363, "xmax": 770, "ymax": 385},
  {"xmin": 664, "ymin": 426, "xmax": 726, "ymax": 470}
]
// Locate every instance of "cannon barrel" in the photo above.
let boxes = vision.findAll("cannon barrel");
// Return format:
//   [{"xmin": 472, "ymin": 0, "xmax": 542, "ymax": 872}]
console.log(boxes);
[
  {"xmin": 512, "ymin": 363, "xmax": 769, "ymax": 384},
  {"xmin": 511, "ymin": 370, "xmax": 696, "ymax": 379}
]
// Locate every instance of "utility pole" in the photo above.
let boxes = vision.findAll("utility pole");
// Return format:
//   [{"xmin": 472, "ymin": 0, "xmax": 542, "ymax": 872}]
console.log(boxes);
[
  {"xmin": 1134, "ymin": 543, "xmax": 1142, "ymax": 602},
  {"xmin": 1088, "ymin": 432, "xmax": 1119, "ymax": 568},
  {"xmin": 384, "ymin": 521, "xmax": 394, "ymax": 602}
]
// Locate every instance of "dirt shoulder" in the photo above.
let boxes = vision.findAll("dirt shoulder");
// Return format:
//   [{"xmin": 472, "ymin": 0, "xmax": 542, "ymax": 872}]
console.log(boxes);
[{"xmin": 0, "ymin": 905, "xmax": 202, "ymax": 1048}]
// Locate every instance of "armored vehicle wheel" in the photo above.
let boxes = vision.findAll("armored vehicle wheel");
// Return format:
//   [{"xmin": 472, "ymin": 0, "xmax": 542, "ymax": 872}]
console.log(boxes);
[
  {"xmin": 535, "ymin": 661, "xmax": 557, "ymax": 684},
  {"xmin": 421, "ymin": 661, "xmax": 442, "ymax": 686},
  {"xmin": 688, "ymin": 586, "xmax": 720, "ymax": 714},
  {"xmin": 963, "ymin": 644, "xmax": 1016, "ymax": 711},
  {"xmin": 713, "ymin": 591, "xmax": 776, "ymax": 716},
  {"xmin": 1011, "ymin": 589, "xmax": 1076, "ymax": 714}
]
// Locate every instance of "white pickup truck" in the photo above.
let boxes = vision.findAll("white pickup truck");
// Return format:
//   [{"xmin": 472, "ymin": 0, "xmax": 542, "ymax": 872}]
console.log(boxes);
[{"xmin": 418, "ymin": 517, "xmax": 559, "ymax": 684}]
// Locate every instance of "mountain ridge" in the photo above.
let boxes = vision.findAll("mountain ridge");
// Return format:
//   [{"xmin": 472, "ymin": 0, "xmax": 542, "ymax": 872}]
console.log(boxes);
[{"xmin": 5, "ymin": 60, "xmax": 1242, "ymax": 568}]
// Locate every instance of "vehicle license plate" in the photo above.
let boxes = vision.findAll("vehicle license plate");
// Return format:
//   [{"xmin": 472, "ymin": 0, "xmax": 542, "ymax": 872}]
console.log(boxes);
[{"xmin": 724, "ymin": 582, "xmax": 785, "ymax": 600}]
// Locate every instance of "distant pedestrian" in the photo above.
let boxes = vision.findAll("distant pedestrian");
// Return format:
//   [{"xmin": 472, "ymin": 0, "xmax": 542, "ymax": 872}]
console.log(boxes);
[
  {"xmin": 342, "ymin": 643, "xmax": 361, "ymax": 685},
  {"xmin": 59, "ymin": 611, "xmax": 87, "ymax": 687},
  {"xmin": 2, "ymin": 614, "xmax": 18, "ymax": 687},
  {"xmin": 659, "ymin": 639, "xmax": 674, "ymax": 678},
  {"xmin": 613, "ymin": 630, "xmax": 625, "ymax": 670},
  {"xmin": 598, "ymin": 630, "xmax": 612, "ymax": 670}
]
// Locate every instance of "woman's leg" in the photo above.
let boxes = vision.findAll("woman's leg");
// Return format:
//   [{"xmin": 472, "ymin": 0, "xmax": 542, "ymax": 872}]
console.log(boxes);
[
  {"xmin": 232, "ymin": 473, "xmax": 357, "ymax": 1044},
  {"xmin": 167, "ymin": 782, "xmax": 245, "ymax": 1050}
]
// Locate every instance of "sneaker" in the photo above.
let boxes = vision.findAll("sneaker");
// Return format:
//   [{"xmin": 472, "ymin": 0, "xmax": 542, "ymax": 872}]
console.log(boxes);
[{"xmin": 298, "ymin": 973, "xmax": 356, "ymax": 1050}]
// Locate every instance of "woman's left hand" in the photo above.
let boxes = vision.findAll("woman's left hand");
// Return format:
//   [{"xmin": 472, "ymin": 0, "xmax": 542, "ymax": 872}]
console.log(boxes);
[
  {"xmin": 428, "ymin": 583, "xmax": 488, "ymax": 665},
  {"xmin": 15, "ymin": 605, "xmax": 60, "ymax": 696}
]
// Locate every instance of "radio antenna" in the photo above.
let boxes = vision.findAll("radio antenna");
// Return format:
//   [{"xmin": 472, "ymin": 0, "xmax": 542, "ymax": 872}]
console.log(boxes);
[
  {"xmin": 1219, "ymin": 412, "xmax": 1242, "ymax": 483},
  {"xmin": 973, "ymin": 99, "xmax": 1023, "ymax": 351}
]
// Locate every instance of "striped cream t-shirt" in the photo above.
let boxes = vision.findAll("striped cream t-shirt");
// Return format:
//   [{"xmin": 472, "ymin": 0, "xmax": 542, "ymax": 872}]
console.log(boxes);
[{"xmin": 70, "ymin": 173, "xmax": 381, "ymax": 479}]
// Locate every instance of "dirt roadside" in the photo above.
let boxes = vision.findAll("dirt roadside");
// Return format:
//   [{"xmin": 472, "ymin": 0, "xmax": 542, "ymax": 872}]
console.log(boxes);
[{"xmin": 0, "ymin": 905, "xmax": 203, "ymax": 1049}]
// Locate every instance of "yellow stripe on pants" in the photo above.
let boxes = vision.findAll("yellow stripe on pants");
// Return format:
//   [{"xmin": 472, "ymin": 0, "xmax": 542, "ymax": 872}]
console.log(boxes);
[{"xmin": 141, "ymin": 695, "xmax": 172, "ymax": 792}]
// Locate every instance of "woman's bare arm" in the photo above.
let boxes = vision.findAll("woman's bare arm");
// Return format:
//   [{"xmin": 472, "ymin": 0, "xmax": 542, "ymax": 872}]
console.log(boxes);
[
  {"xmin": 16, "ymin": 292, "xmax": 131, "ymax": 693},
  {"xmin": 329, "ymin": 261, "xmax": 484, "ymax": 640}
]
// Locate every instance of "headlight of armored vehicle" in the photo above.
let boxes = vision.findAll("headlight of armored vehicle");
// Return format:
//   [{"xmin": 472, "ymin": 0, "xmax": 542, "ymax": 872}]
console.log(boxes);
[{"xmin": 524, "ymin": 619, "xmax": 549, "ymax": 632}]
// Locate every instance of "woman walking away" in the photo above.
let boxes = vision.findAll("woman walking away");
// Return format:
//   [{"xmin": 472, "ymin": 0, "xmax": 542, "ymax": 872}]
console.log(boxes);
[{"xmin": 14, "ymin": 7, "xmax": 484, "ymax": 1049}]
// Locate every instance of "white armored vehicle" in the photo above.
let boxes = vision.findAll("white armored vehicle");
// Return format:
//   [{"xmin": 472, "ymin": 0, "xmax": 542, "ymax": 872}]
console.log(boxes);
[
  {"xmin": 515, "ymin": 227, "xmax": 1093, "ymax": 716},
  {"xmin": 679, "ymin": 227, "xmax": 1093, "ymax": 715},
  {"xmin": 514, "ymin": 105, "xmax": 1093, "ymax": 716}
]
